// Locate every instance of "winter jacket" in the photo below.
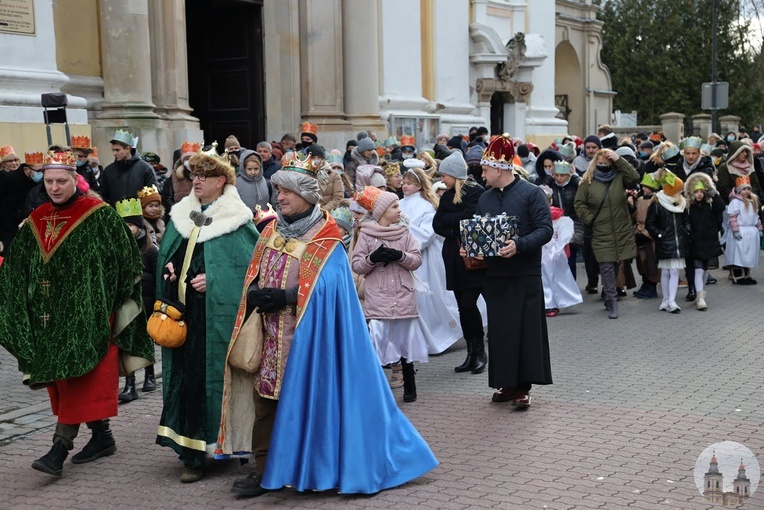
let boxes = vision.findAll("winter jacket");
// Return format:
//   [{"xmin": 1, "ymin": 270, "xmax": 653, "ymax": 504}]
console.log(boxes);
[
  {"xmin": 571, "ymin": 153, "xmax": 591, "ymax": 176},
  {"xmin": 574, "ymin": 157, "xmax": 640, "ymax": 263},
  {"xmin": 534, "ymin": 149, "xmax": 562, "ymax": 184},
  {"xmin": 351, "ymin": 220, "xmax": 422, "ymax": 320},
  {"xmin": 23, "ymin": 183, "xmax": 50, "ymax": 217},
  {"xmin": 318, "ymin": 167, "xmax": 345, "ymax": 211},
  {"xmin": 549, "ymin": 174, "xmax": 581, "ymax": 222},
  {"xmin": 100, "ymin": 154, "xmax": 158, "ymax": 206},
  {"xmin": 432, "ymin": 180, "xmax": 486, "ymax": 290},
  {"xmin": 139, "ymin": 239, "xmax": 159, "ymax": 318},
  {"xmin": 675, "ymin": 155, "xmax": 714, "ymax": 181},
  {"xmin": 0, "ymin": 167, "xmax": 35, "ymax": 234},
  {"xmin": 262, "ymin": 157, "xmax": 281, "ymax": 180},
  {"xmin": 717, "ymin": 141, "xmax": 762, "ymax": 204},
  {"xmin": 236, "ymin": 150, "xmax": 274, "ymax": 212},
  {"xmin": 475, "ymin": 176, "xmax": 553, "ymax": 277},
  {"xmin": 269, "ymin": 141, "xmax": 287, "ymax": 163},
  {"xmin": 645, "ymin": 197, "xmax": 690, "ymax": 260},
  {"xmin": 344, "ymin": 147, "xmax": 379, "ymax": 192}
]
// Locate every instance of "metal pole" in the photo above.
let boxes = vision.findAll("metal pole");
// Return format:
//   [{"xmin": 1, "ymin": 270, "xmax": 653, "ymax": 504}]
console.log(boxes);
[{"xmin": 711, "ymin": 0, "xmax": 719, "ymax": 133}]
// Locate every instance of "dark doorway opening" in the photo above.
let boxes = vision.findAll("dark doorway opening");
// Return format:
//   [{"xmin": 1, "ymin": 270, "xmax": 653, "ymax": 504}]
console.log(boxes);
[
  {"xmin": 186, "ymin": 0, "xmax": 265, "ymax": 150},
  {"xmin": 490, "ymin": 92, "xmax": 504, "ymax": 136}
]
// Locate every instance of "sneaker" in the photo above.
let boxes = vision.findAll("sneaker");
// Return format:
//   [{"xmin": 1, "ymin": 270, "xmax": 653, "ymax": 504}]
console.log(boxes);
[
  {"xmin": 585, "ymin": 285, "xmax": 598, "ymax": 294},
  {"xmin": 667, "ymin": 301, "xmax": 681, "ymax": 314},
  {"xmin": 659, "ymin": 299, "xmax": 669, "ymax": 311}
]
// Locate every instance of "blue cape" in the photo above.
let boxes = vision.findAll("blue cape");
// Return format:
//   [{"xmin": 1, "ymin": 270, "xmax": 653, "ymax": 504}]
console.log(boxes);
[{"xmin": 261, "ymin": 247, "xmax": 438, "ymax": 493}]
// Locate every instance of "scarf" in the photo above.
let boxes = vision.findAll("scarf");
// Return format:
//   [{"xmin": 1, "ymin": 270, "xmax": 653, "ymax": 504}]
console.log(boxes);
[
  {"xmin": 593, "ymin": 168, "xmax": 617, "ymax": 183},
  {"xmin": 682, "ymin": 158, "xmax": 700, "ymax": 175},
  {"xmin": 359, "ymin": 221, "xmax": 408, "ymax": 242},
  {"xmin": 276, "ymin": 205, "xmax": 324, "ymax": 241},
  {"xmin": 729, "ymin": 159, "xmax": 752, "ymax": 176},
  {"xmin": 657, "ymin": 190, "xmax": 686, "ymax": 213}
]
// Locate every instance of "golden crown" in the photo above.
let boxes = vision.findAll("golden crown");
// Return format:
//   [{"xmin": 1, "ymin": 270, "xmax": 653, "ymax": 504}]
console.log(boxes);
[
  {"xmin": 43, "ymin": 151, "xmax": 77, "ymax": 170},
  {"xmin": 384, "ymin": 162, "xmax": 401, "ymax": 177},
  {"xmin": 137, "ymin": 185, "xmax": 160, "ymax": 199},
  {"xmin": 283, "ymin": 153, "xmax": 319, "ymax": 178}
]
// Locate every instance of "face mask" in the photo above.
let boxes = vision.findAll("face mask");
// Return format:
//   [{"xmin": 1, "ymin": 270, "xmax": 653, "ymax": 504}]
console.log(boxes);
[
  {"xmin": 402, "ymin": 152, "xmax": 414, "ymax": 160},
  {"xmin": 311, "ymin": 157, "xmax": 323, "ymax": 168},
  {"xmin": 31, "ymin": 171, "xmax": 43, "ymax": 183},
  {"xmin": 639, "ymin": 151, "xmax": 647, "ymax": 159},
  {"xmin": 727, "ymin": 136, "xmax": 735, "ymax": 142},
  {"xmin": 596, "ymin": 164, "xmax": 610, "ymax": 172},
  {"xmin": 76, "ymin": 159, "xmax": 86, "ymax": 167},
  {"xmin": 184, "ymin": 160, "xmax": 191, "ymax": 170},
  {"xmin": 520, "ymin": 156, "xmax": 530, "ymax": 164}
]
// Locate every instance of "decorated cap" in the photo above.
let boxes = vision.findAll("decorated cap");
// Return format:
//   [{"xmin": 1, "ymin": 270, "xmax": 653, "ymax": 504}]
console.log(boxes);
[
  {"xmin": 116, "ymin": 198, "xmax": 143, "ymax": 219},
  {"xmin": 282, "ymin": 152, "xmax": 318, "ymax": 178},
  {"xmin": 384, "ymin": 136, "xmax": 399, "ymax": 148},
  {"xmin": 640, "ymin": 172, "xmax": 660, "ymax": 190},
  {"xmin": 24, "ymin": 151, "xmax": 45, "ymax": 166},
  {"xmin": 553, "ymin": 161, "xmax": 572, "ymax": 175},
  {"xmin": 693, "ymin": 179, "xmax": 708, "ymax": 191},
  {"xmin": 188, "ymin": 142, "xmax": 237, "ymax": 185},
  {"xmin": 43, "ymin": 151, "xmax": 76, "ymax": 171},
  {"xmin": 680, "ymin": 136, "xmax": 702, "ymax": 151},
  {"xmin": 137, "ymin": 185, "xmax": 161, "ymax": 207},
  {"xmin": 181, "ymin": 141, "xmax": 202, "ymax": 156},
  {"xmin": 110, "ymin": 129, "xmax": 134, "ymax": 146},
  {"xmin": 661, "ymin": 145, "xmax": 680, "ymax": 161},
  {"xmin": 0, "ymin": 145, "xmax": 17, "ymax": 162},
  {"xmin": 70, "ymin": 135, "xmax": 92, "ymax": 151},
  {"xmin": 481, "ymin": 133, "xmax": 515, "ymax": 170},
  {"xmin": 300, "ymin": 122, "xmax": 318, "ymax": 136},
  {"xmin": 384, "ymin": 162, "xmax": 402, "ymax": 177},
  {"xmin": 330, "ymin": 206, "xmax": 354, "ymax": 233},
  {"xmin": 736, "ymin": 175, "xmax": 752, "ymax": 191},
  {"xmin": 400, "ymin": 135, "xmax": 416, "ymax": 149}
]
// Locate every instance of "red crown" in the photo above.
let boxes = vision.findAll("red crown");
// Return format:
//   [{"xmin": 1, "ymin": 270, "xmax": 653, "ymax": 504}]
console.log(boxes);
[
  {"xmin": 91, "ymin": 147, "xmax": 99, "ymax": 159},
  {"xmin": 25, "ymin": 152, "xmax": 45, "ymax": 165},
  {"xmin": 300, "ymin": 122, "xmax": 318, "ymax": 135},
  {"xmin": 0, "ymin": 145, "xmax": 16, "ymax": 160},
  {"xmin": 43, "ymin": 151, "xmax": 77, "ymax": 170},
  {"xmin": 354, "ymin": 186, "xmax": 383, "ymax": 213},
  {"xmin": 400, "ymin": 135, "xmax": 416, "ymax": 148},
  {"xmin": 736, "ymin": 175, "xmax": 752, "ymax": 189},
  {"xmin": 70, "ymin": 135, "xmax": 91, "ymax": 150},
  {"xmin": 181, "ymin": 141, "xmax": 201, "ymax": 155},
  {"xmin": 481, "ymin": 133, "xmax": 515, "ymax": 170}
]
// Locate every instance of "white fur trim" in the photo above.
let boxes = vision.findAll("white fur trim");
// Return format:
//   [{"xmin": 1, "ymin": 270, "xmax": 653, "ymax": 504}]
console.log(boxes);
[{"xmin": 169, "ymin": 184, "xmax": 253, "ymax": 242}]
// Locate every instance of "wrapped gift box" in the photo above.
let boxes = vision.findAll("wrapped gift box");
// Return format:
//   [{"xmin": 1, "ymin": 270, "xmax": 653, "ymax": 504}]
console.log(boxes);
[{"xmin": 459, "ymin": 213, "xmax": 519, "ymax": 257}]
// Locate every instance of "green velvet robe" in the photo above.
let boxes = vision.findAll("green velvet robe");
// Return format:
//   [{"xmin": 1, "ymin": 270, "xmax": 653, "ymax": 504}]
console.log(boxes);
[{"xmin": 0, "ymin": 197, "xmax": 154, "ymax": 386}]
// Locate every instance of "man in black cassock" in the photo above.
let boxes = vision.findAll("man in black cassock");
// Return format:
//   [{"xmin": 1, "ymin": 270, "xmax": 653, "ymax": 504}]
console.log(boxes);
[{"xmin": 474, "ymin": 133, "xmax": 554, "ymax": 407}]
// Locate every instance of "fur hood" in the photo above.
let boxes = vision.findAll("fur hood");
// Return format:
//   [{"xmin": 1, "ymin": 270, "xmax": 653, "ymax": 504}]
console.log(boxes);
[
  {"xmin": 169, "ymin": 184, "xmax": 253, "ymax": 243},
  {"xmin": 351, "ymin": 146, "xmax": 379, "ymax": 167},
  {"xmin": 684, "ymin": 172, "xmax": 716, "ymax": 203}
]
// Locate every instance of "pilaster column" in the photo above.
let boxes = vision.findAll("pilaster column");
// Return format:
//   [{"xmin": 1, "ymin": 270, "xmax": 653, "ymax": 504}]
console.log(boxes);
[
  {"xmin": 341, "ymin": 0, "xmax": 384, "ymax": 132},
  {"xmin": 97, "ymin": 0, "xmax": 159, "ymax": 120}
]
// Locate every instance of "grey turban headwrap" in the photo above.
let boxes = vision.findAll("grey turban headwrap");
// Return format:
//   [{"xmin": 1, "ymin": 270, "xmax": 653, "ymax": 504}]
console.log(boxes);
[{"xmin": 270, "ymin": 169, "xmax": 321, "ymax": 205}]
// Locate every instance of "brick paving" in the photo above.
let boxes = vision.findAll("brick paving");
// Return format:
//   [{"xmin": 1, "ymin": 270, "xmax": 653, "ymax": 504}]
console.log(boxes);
[{"xmin": 2, "ymin": 263, "xmax": 763, "ymax": 509}]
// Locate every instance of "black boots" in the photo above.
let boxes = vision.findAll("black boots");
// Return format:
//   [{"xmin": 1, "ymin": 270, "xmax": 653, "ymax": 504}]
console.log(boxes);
[
  {"xmin": 31, "ymin": 441, "xmax": 69, "ymax": 476},
  {"xmin": 685, "ymin": 283, "xmax": 696, "ymax": 302},
  {"xmin": 401, "ymin": 358, "xmax": 417, "ymax": 403},
  {"xmin": 232, "ymin": 472, "xmax": 269, "ymax": 497},
  {"xmin": 142, "ymin": 365, "xmax": 156, "ymax": 392},
  {"xmin": 118, "ymin": 374, "xmax": 139, "ymax": 402},
  {"xmin": 471, "ymin": 337, "xmax": 487, "ymax": 374},
  {"xmin": 454, "ymin": 338, "xmax": 474, "ymax": 372},
  {"xmin": 71, "ymin": 427, "xmax": 116, "ymax": 464}
]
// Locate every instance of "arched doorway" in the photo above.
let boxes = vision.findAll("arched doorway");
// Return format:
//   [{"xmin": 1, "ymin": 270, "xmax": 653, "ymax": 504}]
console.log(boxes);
[
  {"xmin": 490, "ymin": 92, "xmax": 505, "ymax": 135},
  {"xmin": 554, "ymin": 41, "xmax": 584, "ymax": 136}
]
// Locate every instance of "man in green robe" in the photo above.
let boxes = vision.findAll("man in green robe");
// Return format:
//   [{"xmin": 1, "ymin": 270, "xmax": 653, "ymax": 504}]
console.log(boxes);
[
  {"xmin": 155, "ymin": 147, "xmax": 258, "ymax": 483},
  {"xmin": 0, "ymin": 152, "xmax": 155, "ymax": 476}
]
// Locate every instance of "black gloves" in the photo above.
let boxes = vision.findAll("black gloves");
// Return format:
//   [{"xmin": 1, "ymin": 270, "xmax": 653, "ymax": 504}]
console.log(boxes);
[
  {"xmin": 369, "ymin": 245, "xmax": 404, "ymax": 266},
  {"xmin": 248, "ymin": 286, "xmax": 290, "ymax": 314}
]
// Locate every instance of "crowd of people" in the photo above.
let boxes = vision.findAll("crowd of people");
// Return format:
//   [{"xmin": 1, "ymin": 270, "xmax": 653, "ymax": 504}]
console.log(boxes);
[{"xmin": 0, "ymin": 118, "xmax": 761, "ymax": 497}]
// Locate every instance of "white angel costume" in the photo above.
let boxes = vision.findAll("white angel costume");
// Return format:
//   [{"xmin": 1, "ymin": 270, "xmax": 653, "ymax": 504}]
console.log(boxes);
[
  {"xmin": 541, "ymin": 210, "xmax": 583, "ymax": 309},
  {"xmin": 724, "ymin": 196, "xmax": 761, "ymax": 268}
]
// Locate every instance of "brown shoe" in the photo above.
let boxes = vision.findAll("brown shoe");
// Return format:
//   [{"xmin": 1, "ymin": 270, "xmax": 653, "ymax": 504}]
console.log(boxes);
[
  {"xmin": 511, "ymin": 392, "xmax": 531, "ymax": 408},
  {"xmin": 491, "ymin": 387, "xmax": 516, "ymax": 402}
]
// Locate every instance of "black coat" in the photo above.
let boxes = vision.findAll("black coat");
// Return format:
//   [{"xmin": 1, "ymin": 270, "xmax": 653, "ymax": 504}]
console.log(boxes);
[
  {"xmin": 687, "ymin": 195, "xmax": 725, "ymax": 261},
  {"xmin": 645, "ymin": 200, "xmax": 690, "ymax": 260},
  {"xmin": 100, "ymin": 155, "xmax": 158, "ymax": 206},
  {"xmin": 675, "ymin": 156, "xmax": 715, "ymax": 181},
  {"xmin": 23, "ymin": 184, "xmax": 50, "ymax": 217},
  {"xmin": 432, "ymin": 181, "xmax": 486, "ymax": 290},
  {"xmin": 547, "ymin": 174, "xmax": 581, "ymax": 221}
]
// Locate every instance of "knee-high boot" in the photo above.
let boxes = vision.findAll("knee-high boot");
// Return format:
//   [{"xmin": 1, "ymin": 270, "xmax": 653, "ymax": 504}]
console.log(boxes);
[{"xmin": 401, "ymin": 358, "xmax": 417, "ymax": 403}]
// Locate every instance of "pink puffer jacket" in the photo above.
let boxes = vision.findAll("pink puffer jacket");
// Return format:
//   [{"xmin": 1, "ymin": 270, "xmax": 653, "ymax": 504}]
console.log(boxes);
[{"xmin": 351, "ymin": 220, "xmax": 422, "ymax": 320}]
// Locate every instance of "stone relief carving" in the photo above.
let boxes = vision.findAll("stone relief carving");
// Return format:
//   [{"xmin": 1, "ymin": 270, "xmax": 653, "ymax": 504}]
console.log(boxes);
[
  {"xmin": 497, "ymin": 32, "xmax": 526, "ymax": 81},
  {"xmin": 476, "ymin": 78, "xmax": 533, "ymax": 104}
]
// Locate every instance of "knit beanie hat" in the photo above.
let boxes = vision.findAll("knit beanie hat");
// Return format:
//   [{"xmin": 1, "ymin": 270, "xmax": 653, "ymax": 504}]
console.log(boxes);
[
  {"xmin": 357, "ymin": 137, "xmax": 376, "ymax": 153},
  {"xmin": 516, "ymin": 144, "xmax": 530, "ymax": 158},
  {"xmin": 615, "ymin": 146, "xmax": 636, "ymax": 160},
  {"xmin": 370, "ymin": 172, "xmax": 386, "ymax": 188},
  {"xmin": 137, "ymin": 185, "xmax": 161, "ymax": 207},
  {"xmin": 438, "ymin": 151, "xmax": 468, "ymax": 180},
  {"xmin": 372, "ymin": 191, "xmax": 399, "ymax": 221},
  {"xmin": 466, "ymin": 145, "xmax": 483, "ymax": 166},
  {"xmin": 583, "ymin": 135, "xmax": 601, "ymax": 148},
  {"xmin": 447, "ymin": 136, "xmax": 465, "ymax": 154}
]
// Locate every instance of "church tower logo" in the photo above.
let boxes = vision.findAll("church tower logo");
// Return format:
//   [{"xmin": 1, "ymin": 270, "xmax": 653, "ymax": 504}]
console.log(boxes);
[{"xmin": 694, "ymin": 441, "xmax": 760, "ymax": 508}]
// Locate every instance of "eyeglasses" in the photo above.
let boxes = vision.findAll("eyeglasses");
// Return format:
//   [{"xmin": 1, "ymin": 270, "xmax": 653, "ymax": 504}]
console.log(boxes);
[{"xmin": 190, "ymin": 173, "xmax": 208, "ymax": 182}]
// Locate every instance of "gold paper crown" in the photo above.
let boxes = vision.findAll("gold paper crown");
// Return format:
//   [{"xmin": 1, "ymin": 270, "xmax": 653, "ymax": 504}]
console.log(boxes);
[
  {"xmin": 300, "ymin": 122, "xmax": 318, "ymax": 135},
  {"xmin": 115, "ymin": 198, "xmax": 143, "ymax": 218},
  {"xmin": 384, "ymin": 162, "xmax": 401, "ymax": 177},
  {"xmin": 137, "ymin": 185, "xmax": 160, "ymax": 199},
  {"xmin": 70, "ymin": 135, "xmax": 92, "ymax": 150},
  {"xmin": 25, "ymin": 152, "xmax": 45, "ymax": 165},
  {"xmin": 282, "ymin": 153, "xmax": 319, "ymax": 178},
  {"xmin": 181, "ymin": 141, "xmax": 202, "ymax": 155},
  {"xmin": 43, "ymin": 151, "xmax": 76, "ymax": 170}
]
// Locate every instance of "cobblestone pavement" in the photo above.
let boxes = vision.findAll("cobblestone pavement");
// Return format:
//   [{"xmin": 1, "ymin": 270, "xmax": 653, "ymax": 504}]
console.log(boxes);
[{"xmin": 2, "ymin": 263, "xmax": 764, "ymax": 509}]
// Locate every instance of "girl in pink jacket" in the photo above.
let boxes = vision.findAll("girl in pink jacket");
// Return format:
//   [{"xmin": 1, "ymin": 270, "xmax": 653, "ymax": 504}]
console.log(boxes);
[{"xmin": 351, "ymin": 186, "xmax": 424, "ymax": 403}]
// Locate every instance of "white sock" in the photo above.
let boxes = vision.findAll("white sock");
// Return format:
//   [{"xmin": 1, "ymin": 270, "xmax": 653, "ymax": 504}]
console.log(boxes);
[
  {"xmin": 694, "ymin": 268, "xmax": 705, "ymax": 293},
  {"xmin": 660, "ymin": 269, "xmax": 671, "ymax": 301},
  {"xmin": 668, "ymin": 269, "xmax": 679, "ymax": 303}
]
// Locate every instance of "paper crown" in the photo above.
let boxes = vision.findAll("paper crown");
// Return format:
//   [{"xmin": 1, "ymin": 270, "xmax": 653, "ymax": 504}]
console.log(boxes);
[
  {"xmin": 640, "ymin": 172, "xmax": 660, "ymax": 190},
  {"xmin": 25, "ymin": 152, "xmax": 45, "ymax": 165},
  {"xmin": 330, "ymin": 206, "xmax": 354, "ymax": 232},
  {"xmin": 384, "ymin": 162, "xmax": 401, "ymax": 176},
  {"xmin": 326, "ymin": 151, "xmax": 343, "ymax": 166},
  {"xmin": 0, "ymin": 145, "xmax": 16, "ymax": 160},
  {"xmin": 679, "ymin": 136, "xmax": 702, "ymax": 150},
  {"xmin": 110, "ymin": 129, "xmax": 134, "ymax": 146},
  {"xmin": 693, "ymin": 179, "xmax": 708, "ymax": 191},
  {"xmin": 700, "ymin": 143, "xmax": 714, "ymax": 156},
  {"xmin": 657, "ymin": 169, "xmax": 683, "ymax": 196},
  {"xmin": 558, "ymin": 142, "xmax": 575, "ymax": 159},
  {"xmin": 282, "ymin": 152, "xmax": 319, "ymax": 178},
  {"xmin": 70, "ymin": 135, "xmax": 92, "ymax": 150},
  {"xmin": 354, "ymin": 186, "xmax": 384, "ymax": 213},
  {"xmin": 300, "ymin": 122, "xmax": 318, "ymax": 135},
  {"xmin": 661, "ymin": 145, "xmax": 680, "ymax": 161},
  {"xmin": 481, "ymin": 133, "xmax": 515, "ymax": 170},
  {"xmin": 254, "ymin": 203, "xmax": 278, "ymax": 226},
  {"xmin": 43, "ymin": 151, "xmax": 76, "ymax": 170},
  {"xmin": 376, "ymin": 146, "xmax": 387, "ymax": 158},
  {"xmin": 384, "ymin": 136, "xmax": 399, "ymax": 148},
  {"xmin": 400, "ymin": 135, "xmax": 416, "ymax": 148},
  {"xmin": 552, "ymin": 161, "xmax": 572, "ymax": 175},
  {"xmin": 137, "ymin": 185, "xmax": 160, "ymax": 200},
  {"xmin": 735, "ymin": 175, "xmax": 752, "ymax": 190},
  {"xmin": 181, "ymin": 141, "xmax": 202, "ymax": 155},
  {"xmin": 115, "ymin": 198, "xmax": 143, "ymax": 218}
]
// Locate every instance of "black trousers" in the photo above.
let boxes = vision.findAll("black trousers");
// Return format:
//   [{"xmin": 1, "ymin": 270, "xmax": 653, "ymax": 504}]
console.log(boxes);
[
  {"xmin": 583, "ymin": 238, "xmax": 599, "ymax": 287},
  {"xmin": 453, "ymin": 288, "xmax": 484, "ymax": 341}
]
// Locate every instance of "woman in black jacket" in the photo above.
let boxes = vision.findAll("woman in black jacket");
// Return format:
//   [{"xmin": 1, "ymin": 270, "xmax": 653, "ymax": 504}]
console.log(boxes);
[{"xmin": 433, "ymin": 164, "xmax": 487, "ymax": 375}]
